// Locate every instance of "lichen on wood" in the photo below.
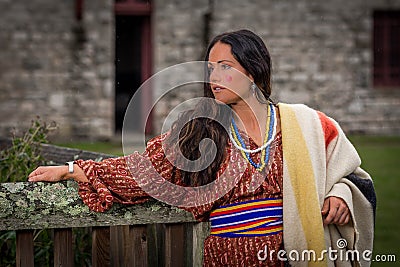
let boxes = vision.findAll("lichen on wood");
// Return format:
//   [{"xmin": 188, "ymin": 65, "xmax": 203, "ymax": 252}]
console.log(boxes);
[{"xmin": 0, "ymin": 181, "xmax": 196, "ymax": 231}]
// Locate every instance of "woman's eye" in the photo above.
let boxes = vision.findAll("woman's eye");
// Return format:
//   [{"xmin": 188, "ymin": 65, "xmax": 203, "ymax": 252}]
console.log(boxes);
[
  {"xmin": 221, "ymin": 64, "xmax": 231, "ymax": 70},
  {"xmin": 207, "ymin": 66, "xmax": 214, "ymax": 73}
]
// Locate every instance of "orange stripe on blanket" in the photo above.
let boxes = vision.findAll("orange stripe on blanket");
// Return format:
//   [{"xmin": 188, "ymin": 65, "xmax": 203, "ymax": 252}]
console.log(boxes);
[{"xmin": 317, "ymin": 111, "xmax": 338, "ymax": 149}]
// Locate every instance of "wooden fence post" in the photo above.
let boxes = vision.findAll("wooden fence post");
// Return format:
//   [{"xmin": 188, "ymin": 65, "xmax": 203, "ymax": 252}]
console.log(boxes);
[
  {"xmin": 54, "ymin": 228, "xmax": 73, "ymax": 267},
  {"xmin": 148, "ymin": 224, "xmax": 164, "ymax": 267},
  {"xmin": 92, "ymin": 226, "xmax": 110, "ymax": 267},
  {"xmin": 110, "ymin": 225, "xmax": 149, "ymax": 267},
  {"xmin": 16, "ymin": 230, "xmax": 34, "ymax": 267},
  {"xmin": 110, "ymin": 225, "xmax": 125, "ymax": 267},
  {"xmin": 131, "ymin": 225, "xmax": 149, "ymax": 266},
  {"xmin": 190, "ymin": 222, "xmax": 210, "ymax": 267},
  {"xmin": 165, "ymin": 223, "xmax": 185, "ymax": 267}
]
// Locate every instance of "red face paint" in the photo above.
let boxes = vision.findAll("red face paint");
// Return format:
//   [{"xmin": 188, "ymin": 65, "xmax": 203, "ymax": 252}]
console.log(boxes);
[{"xmin": 225, "ymin": 75, "xmax": 232, "ymax": 82}]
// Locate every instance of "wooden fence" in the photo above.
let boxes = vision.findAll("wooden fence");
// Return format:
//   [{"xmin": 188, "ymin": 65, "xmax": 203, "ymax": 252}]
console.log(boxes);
[{"xmin": 0, "ymin": 141, "xmax": 210, "ymax": 267}]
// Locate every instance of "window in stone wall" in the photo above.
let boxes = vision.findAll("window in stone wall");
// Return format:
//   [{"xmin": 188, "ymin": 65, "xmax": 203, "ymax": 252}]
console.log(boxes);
[{"xmin": 373, "ymin": 10, "xmax": 400, "ymax": 88}]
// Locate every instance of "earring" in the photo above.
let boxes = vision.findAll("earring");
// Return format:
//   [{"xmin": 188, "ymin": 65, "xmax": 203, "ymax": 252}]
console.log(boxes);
[{"xmin": 251, "ymin": 82, "xmax": 257, "ymax": 96}]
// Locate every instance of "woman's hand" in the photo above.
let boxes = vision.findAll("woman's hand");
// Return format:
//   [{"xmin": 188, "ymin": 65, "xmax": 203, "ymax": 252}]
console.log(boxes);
[
  {"xmin": 28, "ymin": 166, "xmax": 69, "ymax": 182},
  {"xmin": 28, "ymin": 165, "xmax": 88, "ymax": 183},
  {"xmin": 321, "ymin": 196, "xmax": 350, "ymax": 226}
]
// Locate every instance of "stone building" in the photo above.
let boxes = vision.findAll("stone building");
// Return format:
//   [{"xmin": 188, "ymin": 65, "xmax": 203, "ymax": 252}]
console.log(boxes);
[{"xmin": 0, "ymin": 0, "xmax": 399, "ymax": 143}]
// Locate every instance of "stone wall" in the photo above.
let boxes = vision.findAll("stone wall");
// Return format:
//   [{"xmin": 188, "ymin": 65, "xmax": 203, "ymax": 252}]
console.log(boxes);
[
  {"xmin": 152, "ymin": 0, "xmax": 400, "ymax": 135},
  {"xmin": 0, "ymin": 0, "xmax": 399, "ymax": 141},
  {"xmin": 0, "ymin": 0, "xmax": 114, "ymax": 141}
]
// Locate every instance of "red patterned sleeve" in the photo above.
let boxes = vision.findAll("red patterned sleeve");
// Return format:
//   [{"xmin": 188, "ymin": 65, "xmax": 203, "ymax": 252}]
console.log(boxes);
[{"xmin": 76, "ymin": 133, "xmax": 176, "ymax": 212}]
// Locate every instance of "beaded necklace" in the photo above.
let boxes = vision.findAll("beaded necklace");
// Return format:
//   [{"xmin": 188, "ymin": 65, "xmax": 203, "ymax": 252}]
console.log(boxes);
[{"xmin": 229, "ymin": 103, "xmax": 276, "ymax": 172}]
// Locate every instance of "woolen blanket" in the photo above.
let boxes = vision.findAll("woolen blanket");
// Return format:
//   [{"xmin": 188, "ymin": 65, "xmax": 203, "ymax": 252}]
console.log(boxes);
[{"xmin": 279, "ymin": 103, "xmax": 375, "ymax": 267}]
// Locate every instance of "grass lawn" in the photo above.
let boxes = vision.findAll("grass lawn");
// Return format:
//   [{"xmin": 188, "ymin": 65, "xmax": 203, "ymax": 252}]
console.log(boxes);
[
  {"xmin": 58, "ymin": 135, "xmax": 400, "ymax": 265},
  {"xmin": 349, "ymin": 136, "xmax": 400, "ymax": 265},
  {"xmin": 56, "ymin": 141, "xmax": 125, "ymax": 156}
]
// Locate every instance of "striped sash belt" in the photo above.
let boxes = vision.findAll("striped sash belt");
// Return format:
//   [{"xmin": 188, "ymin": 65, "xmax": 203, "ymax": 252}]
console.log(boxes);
[{"xmin": 210, "ymin": 198, "xmax": 283, "ymax": 238}]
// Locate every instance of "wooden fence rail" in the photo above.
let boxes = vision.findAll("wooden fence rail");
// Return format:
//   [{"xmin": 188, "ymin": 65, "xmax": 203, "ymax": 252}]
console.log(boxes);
[
  {"xmin": 0, "ymin": 141, "xmax": 209, "ymax": 266},
  {"xmin": 0, "ymin": 181, "xmax": 210, "ymax": 267}
]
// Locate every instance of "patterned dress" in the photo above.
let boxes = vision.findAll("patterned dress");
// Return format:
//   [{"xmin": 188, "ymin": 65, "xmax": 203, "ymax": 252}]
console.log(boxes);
[{"xmin": 76, "ymin": 131, "xmax": 284, "ymax": 267}]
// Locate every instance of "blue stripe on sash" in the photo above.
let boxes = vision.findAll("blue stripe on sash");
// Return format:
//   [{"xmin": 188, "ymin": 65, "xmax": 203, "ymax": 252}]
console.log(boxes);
[{"xmin": 210, "ymin": 198, "xmax": 283, "ymax": 237}]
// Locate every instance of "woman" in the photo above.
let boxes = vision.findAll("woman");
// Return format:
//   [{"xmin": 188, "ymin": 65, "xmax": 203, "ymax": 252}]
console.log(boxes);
[{"xmin": 29, "ymin": 29, "xmax": 375, "ymax": 266}]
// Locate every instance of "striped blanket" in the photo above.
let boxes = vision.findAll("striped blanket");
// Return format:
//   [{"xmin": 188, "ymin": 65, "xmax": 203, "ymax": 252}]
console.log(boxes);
[{"xmin": 279, "ymin": 103, "xmax": 375, "ymax": 267}]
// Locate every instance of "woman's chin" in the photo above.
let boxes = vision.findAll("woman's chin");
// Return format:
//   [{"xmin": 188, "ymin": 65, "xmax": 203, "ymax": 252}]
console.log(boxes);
[
  {"xmin": 214, "ymin": 98, "xmax": 229, "ymax": 105},
  {"xmin": 214, "ymin": 96, "xmax": 240, "ymax": 106},
  {"xmin": 213, "ymin": 94, "xmax": 228, "ymax": 104}
]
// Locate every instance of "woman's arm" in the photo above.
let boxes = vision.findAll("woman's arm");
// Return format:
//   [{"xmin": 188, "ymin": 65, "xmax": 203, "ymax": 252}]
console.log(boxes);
[
  {"xmin": 28, "ymin": 164, "xmax": 88, "ymax": 183},
  {"xmin": 28, "ymin": 133, "xmax": 173, "ymax": 212},
  {"xmin": 317, "ymin": 111, "xmax": 354, "ymax": 226},
  {"xmin": 317, "ymin": 111, "xmax": 375, "ymax": 227}
]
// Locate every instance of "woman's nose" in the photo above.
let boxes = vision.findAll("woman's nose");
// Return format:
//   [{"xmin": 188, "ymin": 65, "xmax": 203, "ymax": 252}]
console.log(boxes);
[{"xmin": 210, "ymin": 68, "xmax": 221, "ymax": 83}]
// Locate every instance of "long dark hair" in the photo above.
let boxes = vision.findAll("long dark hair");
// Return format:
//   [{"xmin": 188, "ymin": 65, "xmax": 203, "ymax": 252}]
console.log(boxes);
[{"xmin": 167, "ymin": 29, "xmax": 273, "ymax": 186}]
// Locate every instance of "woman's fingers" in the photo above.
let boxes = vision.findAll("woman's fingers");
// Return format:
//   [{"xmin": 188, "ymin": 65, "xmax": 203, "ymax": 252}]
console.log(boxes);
[
  {"xmin": 28, "ymin": 166, "xmax": 65, "ymax": 182},
  {"xmin": 333, "ymin": 202, "xmax": 346, "ymax": 224},
  {"xmin": 28, "ymin": 166, "xmax": 46, "ymax": 177},
  {"xmin": 322, "ymin": 197, "xmax": 351, "ymax": 226},
  {"xmin": 321, "ymin": 198, "xmax": 330, "ymax": 216},
  {"xmin": 28, "ymin": 167, "xmax": 48, "ymax": 182},
  {"xmin": 28, "ymin": 173, "xmax": 46, "ymax": 182},
  {"xmin": 337, "ymin": 209, "xmax": 350, "ymax": 225},
  {"xmin": 323, "ymin": 201, "xmax": 337, "ymax": 225},
  {"xmin": 28, "ymin": 167, "xmax": 45, "ymax": 181}
]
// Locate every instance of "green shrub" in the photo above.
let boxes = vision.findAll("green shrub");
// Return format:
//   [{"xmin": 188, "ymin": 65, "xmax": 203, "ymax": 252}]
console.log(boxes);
[
  {"xmin": 0, "ymin": 118, "xmax": 57, "ymax": 183},
  {"xmin": 0, "ymin": 118, "xmax": 92, "ymax": 266}
]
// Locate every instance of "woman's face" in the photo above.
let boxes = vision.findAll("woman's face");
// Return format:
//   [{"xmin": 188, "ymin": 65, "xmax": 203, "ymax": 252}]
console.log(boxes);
[{"xmin": 207, "ymin": 42, "xmax": 253, "ymax": 105}]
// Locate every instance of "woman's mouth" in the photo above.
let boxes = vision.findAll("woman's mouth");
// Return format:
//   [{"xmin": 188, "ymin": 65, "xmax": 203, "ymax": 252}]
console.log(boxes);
[{"xmin": 212, "ymin": 85, "xmax": 227, "ymax": 92}]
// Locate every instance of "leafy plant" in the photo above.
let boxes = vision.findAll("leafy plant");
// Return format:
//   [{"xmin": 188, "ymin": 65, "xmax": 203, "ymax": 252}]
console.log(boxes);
[
  {"xmin": 0, "ymin": 118, "xmax": 92, "ymax": 266},
  {"xmin": 0, "ymin": 230, "xmax": 16, "ymax": 267},
  {"xmin": 33, "ymin": 229, "xmax": 54, "ymax": 267},
  {"xmin": 0, "ymin": 118, "xmax": 57, "ymax": 266},
  {"xmin": 0, "ymin": 117, "xmax": 57, "ymax": 182}
]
